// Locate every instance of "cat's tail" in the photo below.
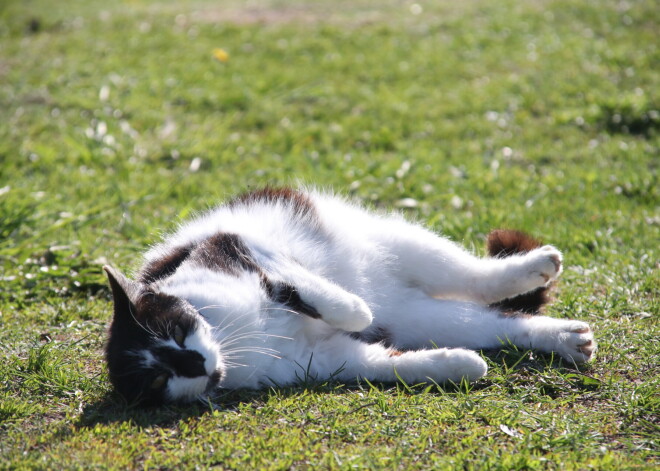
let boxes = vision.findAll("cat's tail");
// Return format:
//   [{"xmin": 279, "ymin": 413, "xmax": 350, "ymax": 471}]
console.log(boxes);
[{"xmin": 486, "ymin": 229, "xmax": 554, "ymax": 314}]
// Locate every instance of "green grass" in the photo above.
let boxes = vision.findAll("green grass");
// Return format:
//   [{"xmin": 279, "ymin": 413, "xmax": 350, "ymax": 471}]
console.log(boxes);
[{"xmin": 1, "ymin": 0, "xmax": 658, "ymax": 468}]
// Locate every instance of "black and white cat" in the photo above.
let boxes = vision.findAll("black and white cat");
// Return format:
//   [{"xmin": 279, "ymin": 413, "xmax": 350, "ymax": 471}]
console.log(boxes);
[{"xmin": 104, "ymin": 188, "xmax": 596, "ymax": 406}]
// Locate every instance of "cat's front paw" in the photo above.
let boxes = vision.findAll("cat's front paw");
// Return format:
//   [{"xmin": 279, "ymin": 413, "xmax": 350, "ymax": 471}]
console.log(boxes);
[
  {"xmin": 441, "ymin": 349, "xmax": 489, "ymax": 383},
  {"xmin": 341, "ymin": 294, "xmax": 374, "ymax": 332},
  {"xmin": 396, "ymin": 348, "xmax": 488, "ymax": 384},
  {"xmin": 314, "ymin": 292, "xmax": 373, "ymax": 332}
]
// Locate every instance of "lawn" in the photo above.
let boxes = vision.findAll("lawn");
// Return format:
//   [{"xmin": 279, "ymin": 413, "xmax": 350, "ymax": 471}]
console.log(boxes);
[{"xmin": 0, "ymin": 0, "xmax": 658, "ymax": 468}]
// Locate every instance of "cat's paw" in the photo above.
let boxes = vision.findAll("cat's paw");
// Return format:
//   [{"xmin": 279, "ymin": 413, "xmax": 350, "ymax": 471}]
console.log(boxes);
[
  {"xmin": 485, "ymin": 245, "xmax": 563, "ymax": 303},
  {"xmin": 440, "ymin": 348, "xmax": 489, "ymax": 383},
  {"xmin": 554, "ymin": 321, "xmax": 597, "ymax": 363},
  {"xmin": 315, "ymin": 292, "xmax": 373, "ymax": 332},
  {"xmin": 396, "ymin": 348, "xmax": 488, "ymax": 384},
  {"xmin": 529, "ymin": 317, "xmax": 596, "ymax": 363},
  {"xmin": 524, "ymin": 245, "xmax": 563, "ymax": 285}
]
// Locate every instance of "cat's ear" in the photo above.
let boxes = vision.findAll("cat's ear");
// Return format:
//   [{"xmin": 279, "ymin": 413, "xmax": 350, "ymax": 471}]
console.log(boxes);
[{"xmin": 104, "ymin": 265, "xmax": 142, "ymax": 322}]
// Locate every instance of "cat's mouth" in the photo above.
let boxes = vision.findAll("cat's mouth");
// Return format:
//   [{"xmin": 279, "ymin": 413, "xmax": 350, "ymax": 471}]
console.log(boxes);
[{"xmin": 206, "ymin": 370, "xmax": 222, "ymax": 393}]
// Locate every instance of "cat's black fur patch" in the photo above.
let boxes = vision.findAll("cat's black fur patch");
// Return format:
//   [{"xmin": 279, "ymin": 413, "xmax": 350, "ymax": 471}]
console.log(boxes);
[
  {"xmin": 189, "ymin": 231, "xmax": 324, "ymax": 320},
  {"xmin": 139, "ymin": 244, "xmax": 193, "ymax": 283},
  {"xmin": 258, "ymin": 276, "xmax": 320, "ymax": 319},
  {"xmin": 487, "ymin": 229, "xmax": 552, "ymax": 314},
  {"xmin": 349, "ymin": 326, "xmax": 394, "ymax": 348},
  {"xmin": 192, "ymin": 232, "xmax": 262, "ymax": 275},
  {"xmin": 272, "ymin": 282, "xmax": 322, "ymax": 319},
  {"xmin": 229, "ymin": 187, "xmax": 317, "ymax": 220},
  {"xmin": 153, "ymin": 346, "xmax": 207, "ymax": 378}
]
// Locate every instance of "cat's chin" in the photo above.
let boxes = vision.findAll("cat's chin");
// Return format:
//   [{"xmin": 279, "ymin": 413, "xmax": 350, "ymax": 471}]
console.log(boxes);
[{"xmin": 166, "ymin": 368, "xmax": 224, "ymax": 403}]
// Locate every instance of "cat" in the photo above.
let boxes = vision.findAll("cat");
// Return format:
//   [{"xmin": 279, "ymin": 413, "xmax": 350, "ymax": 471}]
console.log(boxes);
[{"xmin": 104, "ymin": 187, "xmax": 596, "ymax": 406}]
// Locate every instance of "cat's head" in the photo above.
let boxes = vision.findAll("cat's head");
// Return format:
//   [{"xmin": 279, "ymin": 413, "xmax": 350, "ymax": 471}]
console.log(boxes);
[{"xmin": 103, "ymin": 266, "xmax": 223, "ymax": 406}]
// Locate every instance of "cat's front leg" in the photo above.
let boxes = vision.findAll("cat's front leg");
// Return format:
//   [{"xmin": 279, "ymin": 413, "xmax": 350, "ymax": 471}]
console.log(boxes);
[
  {"xmin": 269, "ymin": 266, "xmax": 373, "ymax": 332},
  {"xmin": 328, "ymin": 336, "xmax": 488, "ymax": 385}
]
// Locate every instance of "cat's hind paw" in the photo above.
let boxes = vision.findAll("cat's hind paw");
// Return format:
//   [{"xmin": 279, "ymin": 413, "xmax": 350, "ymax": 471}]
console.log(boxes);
[
  {"xmin": 556, "ymin": 321, "xmax": 597, "ymax": 363},
  {"xmin": 526, "ymin": 245, "xmax": 563, "ymax": 285},
  {"xmin": 485, "ymin": 245, "xmax": 564, "ymax": 303}
]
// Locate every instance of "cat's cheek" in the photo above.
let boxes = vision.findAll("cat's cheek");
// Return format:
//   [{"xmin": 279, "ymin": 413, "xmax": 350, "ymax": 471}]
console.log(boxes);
[{"xmin": 185, "ymin": 324, "xmax": 223, "ymax": 376}]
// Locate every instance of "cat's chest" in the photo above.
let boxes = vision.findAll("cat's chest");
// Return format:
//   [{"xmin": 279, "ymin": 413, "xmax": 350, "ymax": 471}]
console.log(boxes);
[{"xmin": 203, "ymin": 301, "xmax": 324, "ymax": 389}]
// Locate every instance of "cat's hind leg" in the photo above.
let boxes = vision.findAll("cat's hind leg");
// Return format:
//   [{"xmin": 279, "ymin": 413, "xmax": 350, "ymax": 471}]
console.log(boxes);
[
  {"xmin": 368, "ymin": 220, "xmax": 561, "ymax": 304},
  {"xmin": 378, "ymin": 294, "xmax": 596, "ymax": 363}
]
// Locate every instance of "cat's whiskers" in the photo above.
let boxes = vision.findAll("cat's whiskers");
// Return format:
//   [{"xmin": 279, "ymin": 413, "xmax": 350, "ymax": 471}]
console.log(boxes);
[
  {"xmin": 210, "ymin": 311, "xmax": 293, "ymax": 365},
  {"xmin": 151, "ymin": 318, "xmax": 170, "ymax": 337},
  {"xmin": 197, "ymin": 303, "xmax": 232, "ymax": 324},
  {"xmin": 223, "ymin": 348, "xmax": 282, "ymax": 360},
  {"xmin": 220, "ymin": 333, "xmax": 284, "ymax": 361},
  {"xmin": 212, "ymin": 314, "xmax": 275, "ymax": 343},
  {"xmin": 208, "ymin": 312, "xmax": 262, "ymax": 336},
  {"xmin": 223, "ymin": 343, "xmax": 281, "ymax": 354},
  {"xmin": 211, "ymin": 307, "xmax": 299, "ymax": 344},
  {"xmin": 215, "ymin": 321, "xmax": 263, "ymax": 340},
  {"xmin": 260, "ymin": 306, "xmax": 304, "ymax": 317},
  {"xmin": 219, "ymin": 330, "xmax": 283, "ymax": 345},
  {"xmin": 223, "ymin": 361, "xmax": 249, "ymax": 369},
  {"xmin": 218, "ymin": 331, "xmax": 293, "ymax": 356},
  {"xmin": 198, "ymin": 303, "xmax": 229, "ymax": 312}
]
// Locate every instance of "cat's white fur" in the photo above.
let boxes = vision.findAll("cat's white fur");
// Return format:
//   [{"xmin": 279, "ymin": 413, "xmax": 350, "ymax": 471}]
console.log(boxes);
[{"xmin": 145, "ymin": 190, "xmax": 595, "ymax": 402}]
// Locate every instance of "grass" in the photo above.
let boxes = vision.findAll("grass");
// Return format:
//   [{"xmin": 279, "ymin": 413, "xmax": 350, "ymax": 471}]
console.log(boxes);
[{"xmin": 0, "ymin": 0, "xmax": 658, "ymax": 468}]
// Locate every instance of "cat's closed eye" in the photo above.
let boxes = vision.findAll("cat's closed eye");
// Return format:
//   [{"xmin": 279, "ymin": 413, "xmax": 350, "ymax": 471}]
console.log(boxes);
[
  {"xmin": 173, "ymin": 324, "xmax": 185, "ymax": 348},
  {"xmin": 151, "ymin": 373, "xmax": 169, "ymax": 390}
]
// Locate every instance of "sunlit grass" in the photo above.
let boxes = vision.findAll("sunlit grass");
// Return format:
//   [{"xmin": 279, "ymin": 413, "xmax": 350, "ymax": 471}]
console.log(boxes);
[{"xmin": 0, "ymin": 0, "xmax": 658, "ymax": 469}]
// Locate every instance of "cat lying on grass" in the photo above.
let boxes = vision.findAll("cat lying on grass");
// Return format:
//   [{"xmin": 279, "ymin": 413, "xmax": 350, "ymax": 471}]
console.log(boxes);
[{"xmin": 104, "ymin": 188, "xmax": 596, "ymax": 406}]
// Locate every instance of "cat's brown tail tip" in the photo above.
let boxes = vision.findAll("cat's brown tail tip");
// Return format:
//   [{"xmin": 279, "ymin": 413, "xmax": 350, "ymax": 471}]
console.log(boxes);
[
  {"xmin": 486, "ymin": 229, "xmax": 542, "ymax": 258},
  {"xmin": 486, "ymin": 229, "xmax": 552, "ymax": 315}
]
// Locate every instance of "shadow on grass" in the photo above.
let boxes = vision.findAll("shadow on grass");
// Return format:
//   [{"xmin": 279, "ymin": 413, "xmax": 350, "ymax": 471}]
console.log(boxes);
[
  {"xmin": 76, "ymin": 383, "xmax": 373, "ymax": 429},
  {"xmin": 480, "ymin": 347, "xmax": 602, "ymax": 398},
  {"xmin": 77, "ymin": 348, "xmax": 600, "ymax": 428},
  {"xmin": 75, "ymin": 387, "xmax": 272, "ymax": 429},
  {"xmin": 76, "ymin": 396, "xmax": 202, "ymax": 429}
]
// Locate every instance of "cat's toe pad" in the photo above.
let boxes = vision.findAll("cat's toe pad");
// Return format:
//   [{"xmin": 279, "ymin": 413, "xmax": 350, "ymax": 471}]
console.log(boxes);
[
  {"xmin": 558, "ymin": 321, "xmax": 596, "ymax": 363},
  {"xmin": 578, "ymin": 339, "xmax": 596, "ymax": 356}
]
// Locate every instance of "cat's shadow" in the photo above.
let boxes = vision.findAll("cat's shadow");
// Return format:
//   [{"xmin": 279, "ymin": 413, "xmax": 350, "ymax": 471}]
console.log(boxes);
[
  {"xmin": 76, "ymin": 388, "xmax": 273, "ymax": 429},
  {"xmin": 77, "ymin": 349, "xmax": 593, "ymax": 429}
]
